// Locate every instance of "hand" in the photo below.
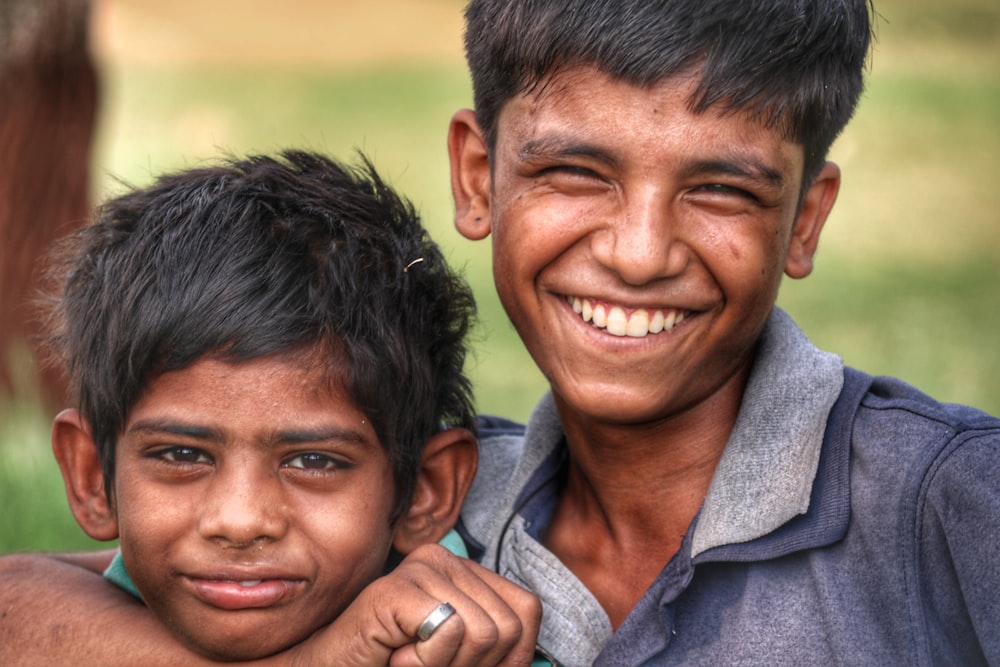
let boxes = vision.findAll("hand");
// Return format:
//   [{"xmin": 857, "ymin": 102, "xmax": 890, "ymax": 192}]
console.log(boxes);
[{"xmin": 285, "ymin": 544, "xmax": 541, "ymax": 667}]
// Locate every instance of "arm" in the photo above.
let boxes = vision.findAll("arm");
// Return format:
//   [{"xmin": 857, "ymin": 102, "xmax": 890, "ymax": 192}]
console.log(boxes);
[
  {"xmin": 0, "ymin": 546, "xmax": 540, "ymax": 667},
  {"xmin": 282, "ymin": 544, "xmax": 542, "ymax": 667},
  {"xmin": 920, "ymin": 431, "xmax": 1000, "ymax": 665},
  {"xmin": 0, "ymin": 553, "xmax": 227, "ymax": 666}
]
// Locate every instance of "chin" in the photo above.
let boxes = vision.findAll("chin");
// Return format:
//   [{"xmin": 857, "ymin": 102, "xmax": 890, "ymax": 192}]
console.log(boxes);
[
  {"xmin": 559, "ymin": 385, "xmax": 666, "ymax": 424},
  {"xmin": 194, "ymin": 641, "xmax": 284, "ymax": 662},
  {"xmin": 175, "ymin": 626, "xmax": 295, "ymax": 662}
]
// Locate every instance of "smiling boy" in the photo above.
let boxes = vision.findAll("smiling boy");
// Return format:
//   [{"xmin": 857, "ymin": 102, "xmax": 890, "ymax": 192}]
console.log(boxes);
[
  {"xmin": 37, "ymin": 150, "xmax": 538, "ymax": 665},
  {"xmin": 446, "ymin": 0, "xmax": 1000, "ymax": 664},
  {"xmin": 2, "ymin": 1, "xmax": 999, "ymax": 665}
]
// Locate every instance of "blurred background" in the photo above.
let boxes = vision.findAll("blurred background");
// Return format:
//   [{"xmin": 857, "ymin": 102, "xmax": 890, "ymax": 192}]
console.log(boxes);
[{"xmin": 1, "ymin": 0, "xmax": 998, "ymax": 552}]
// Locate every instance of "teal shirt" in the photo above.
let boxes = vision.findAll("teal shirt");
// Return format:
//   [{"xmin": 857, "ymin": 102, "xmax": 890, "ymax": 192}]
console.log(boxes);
[{"xmin": 103, "ymin": 549, "xmax": 141, "ymax": 599}]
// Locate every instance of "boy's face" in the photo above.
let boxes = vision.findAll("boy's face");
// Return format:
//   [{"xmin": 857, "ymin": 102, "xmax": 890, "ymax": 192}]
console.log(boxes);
[
  {"xmin": 453, "ymin": 67, "xmax": 836, "ymax": 429},
  {"xmin": 112, "ymin": 354, "xmax": 397, "ymax": 660}
]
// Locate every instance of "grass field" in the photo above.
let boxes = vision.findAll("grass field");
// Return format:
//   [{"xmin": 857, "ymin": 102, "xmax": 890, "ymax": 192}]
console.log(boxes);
[{"xmin": 2, "ymin": 0, "xmax": 998, "ymax": 553}]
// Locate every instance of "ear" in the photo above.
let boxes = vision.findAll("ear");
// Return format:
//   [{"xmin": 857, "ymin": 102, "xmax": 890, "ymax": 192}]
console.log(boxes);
[
  {"xmin": 448, "ymin": 109, "xmax": 493, "ymax": 241},
  {"xmin": 392, "ymin": 427, "xmax": 478, "ymax": 554},
  {"xmin": 785, "ymin": 161, "xmax": 841, "ymax": 280},
  {"xmin": 51, "ymin": 409, "xmax": 120, "ymax": 541}
]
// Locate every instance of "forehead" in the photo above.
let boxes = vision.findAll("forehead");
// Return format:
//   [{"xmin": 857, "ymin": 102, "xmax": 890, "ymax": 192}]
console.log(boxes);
[
  {"xmin": 496, "ymin": 66, "xmax": 804, "ymax": 179},
  {"xmin": 126, "ymin": 352, "xmax": 369, "ymax": 438}
]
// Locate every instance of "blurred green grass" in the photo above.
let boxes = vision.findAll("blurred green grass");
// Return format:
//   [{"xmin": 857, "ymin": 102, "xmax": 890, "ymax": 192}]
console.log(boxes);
[{"xmin": 2, "ymin": 0, "xmax": 998, "ymax": 553}]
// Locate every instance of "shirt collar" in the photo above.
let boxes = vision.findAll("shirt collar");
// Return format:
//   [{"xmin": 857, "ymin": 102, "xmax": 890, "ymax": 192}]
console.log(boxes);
[{"xmin": 691, "ymin": 308, "xmax": 845, "ymax": 556}]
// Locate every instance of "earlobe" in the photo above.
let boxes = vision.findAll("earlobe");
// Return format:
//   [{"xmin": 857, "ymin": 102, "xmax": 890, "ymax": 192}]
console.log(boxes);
[
  {"xmin": 448, "ymin": 109, "xmax": 493, "ymax": 241},
  {"xmin": 392, "ymin": 427, "xmax": 477, "ymax": 554},
  {"xmin": 785, "ymin": 161, "xmax": 841, "ymax": 279},
  {"xmin": 52, "ymin": 409, "xmax": 119, "ymax": 541}
]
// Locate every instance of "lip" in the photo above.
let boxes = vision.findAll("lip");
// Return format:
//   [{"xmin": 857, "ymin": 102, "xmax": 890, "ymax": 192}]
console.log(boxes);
[{"xmin": 185, "ymin": 571, "xmax": 307, "ymax": 610}]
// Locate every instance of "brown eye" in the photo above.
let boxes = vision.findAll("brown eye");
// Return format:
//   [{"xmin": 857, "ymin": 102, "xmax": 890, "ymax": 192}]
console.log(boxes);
[
  {"xmin": 284, "ymin": 452, "xmax": 345, "ymax": 470},
  {"xmin": 157, "ymin": 447, "xmax": 210, "ymax": 464}
]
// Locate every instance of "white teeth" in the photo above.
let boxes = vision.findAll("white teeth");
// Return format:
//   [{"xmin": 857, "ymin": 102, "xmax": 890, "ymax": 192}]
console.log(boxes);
[
  {"xmin": 238, "ymin": 580, "xmax": 262, "ymax": 587},
  {"xmin": 606, "ymin": 307, "xmax": 627, "ymax": 336},
  {"xmin": 568, "ymin": 296, "xmax": 685, "ymax": 338},
  {"xmin": 649, "ymin": 309, "xmax": 664, "ymax": 334},
  {"xmin": 592, "ymin": 303, "xmax": 608, "ymax": 328},
  {"xmin": 626, "ymin": 309, "xmax": 649, "ymax": 337}
]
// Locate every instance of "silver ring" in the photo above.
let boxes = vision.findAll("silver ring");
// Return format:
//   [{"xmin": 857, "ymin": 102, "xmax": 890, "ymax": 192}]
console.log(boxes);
[{"xmin": 416, "ymin": 601, "xmax": 456, "ymax": 641}]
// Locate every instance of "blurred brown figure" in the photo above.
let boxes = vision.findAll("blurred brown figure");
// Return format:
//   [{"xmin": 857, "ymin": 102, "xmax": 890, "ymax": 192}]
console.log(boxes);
[{"xmin": 0, "ymin": 0, "xmax": 98, "ymax": 405}]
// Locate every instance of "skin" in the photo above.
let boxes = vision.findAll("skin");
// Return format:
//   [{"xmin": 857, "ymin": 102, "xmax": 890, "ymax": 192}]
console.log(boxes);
[
  {"xmin": 48, "ymin": 351, "xmax": 542, "ymax": 665},
  {"xmin": 449, "ymin": 66, "xmax": 840, "ymax": 627},
  {"xmin": 61, "ymin": 354, "xmax": 399, "ymax": 659},
  {"xmin": 0, "ymin": 543, "xmax": 542, "ymax": 667},
  {"xmin": 0, "ymin": 64, "xmax": 838, "ymax": 662}
]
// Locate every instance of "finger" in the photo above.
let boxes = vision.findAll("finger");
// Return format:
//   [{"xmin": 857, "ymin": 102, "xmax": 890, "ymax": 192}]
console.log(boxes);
[
  {"xmin": 388, "ymin": 601, "xmax": 465, "ymax": 667},
  {"xmin": 329, "ymin": 576, "xmax": 453, "ymax": 666},
  {"xmin": 416, "ymin": 602, "xmax": 458, "ymax": 642},
  {"xmin": 389, "ymin": 558, "xmax": 500, "ymax": 666},
  {"xmin": 472, "ymin": 569, "xmax": 541, "ymax": 667},
  {"xmin": 454, "ymin": 563, "xmax": 541, "ymax": 667},
  {"xmin": 391, "ymin": 546, "xmax": 539, "ymax": 667},
  {"xmin": 398, "ymin": 548, "xmax": 508, "ymax": 666}
]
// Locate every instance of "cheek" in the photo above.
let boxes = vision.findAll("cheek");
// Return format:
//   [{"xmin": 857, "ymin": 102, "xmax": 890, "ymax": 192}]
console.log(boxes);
[
  {"xmin": 709, "ymin": 223, "xmax": 785, "ymax": 278},
  {"xmin": 111, "ymin": 476, "xmax": 149, "ymax": 536},
  {"xmin": 114, "ymin": 483, "xmax": 187, "ymax": 558},
  {"xmin": 308, "ymin": 502, "xmax": 396, "ymax": 595},
  {"xmin": 492, "ymin": 195, "xmax": 591, "ymax": 272},
  {"xmin": 312, "ymin": 474, "xmax": 397, "ymax": 557}
]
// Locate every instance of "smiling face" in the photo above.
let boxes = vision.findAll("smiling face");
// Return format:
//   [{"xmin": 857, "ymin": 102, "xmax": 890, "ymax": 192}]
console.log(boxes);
[
  {"xmin": 451, "ymin": 67, "xmax": 838, "ymax": 434},
  {"xmin": 111, "ymin": 353, "xmax": 397, "ymax": 660}
]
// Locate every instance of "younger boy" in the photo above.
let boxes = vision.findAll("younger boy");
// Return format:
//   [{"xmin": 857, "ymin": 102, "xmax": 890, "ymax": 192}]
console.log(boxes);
[{"xmin": 41, "ymin": 150, "xmax": 538, "ymax": 664}]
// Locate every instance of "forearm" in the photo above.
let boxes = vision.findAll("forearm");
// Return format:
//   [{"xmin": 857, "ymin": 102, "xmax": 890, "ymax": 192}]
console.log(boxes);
[
  {"xmin": 0, "ymin": 547, "xmax": 540, "ymax": 667},
  {"xmin": 0, "ymin": 553, "xmax": 225, "ymax": 666}
]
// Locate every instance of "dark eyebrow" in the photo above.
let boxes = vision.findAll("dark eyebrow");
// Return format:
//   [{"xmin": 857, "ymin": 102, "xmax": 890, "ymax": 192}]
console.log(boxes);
[
  {"xmin": 126, "ymin": 420, "xmax": 373, "ymax": 449},
  {"xmin": 128, "ymin": 420, "xmax": 222, "ymax": 442},
  {"xmin": 519, "ymin": 136, "xmax": 621, "ymax": 170},
  {"xmin": 275, "ymin": 427, "xmax": 370, "ymax": 446}
]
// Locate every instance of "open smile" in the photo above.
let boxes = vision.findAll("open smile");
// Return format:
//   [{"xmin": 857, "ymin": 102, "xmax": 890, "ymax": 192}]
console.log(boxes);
[{"xmin": 568, "ymin": 296, "xmax": 689, "ymax": 338}]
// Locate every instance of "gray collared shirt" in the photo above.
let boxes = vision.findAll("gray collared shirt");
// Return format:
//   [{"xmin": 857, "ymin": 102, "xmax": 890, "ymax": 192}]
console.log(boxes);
[{"xmin": 460, "ymin": 308, "xmax": 1000, "ymax": 665}]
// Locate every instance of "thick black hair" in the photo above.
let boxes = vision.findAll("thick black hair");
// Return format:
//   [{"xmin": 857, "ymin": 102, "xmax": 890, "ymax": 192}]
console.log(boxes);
[
  {"xmin": 464, "ymin": 0, "xmax": 874, "ymax": 187},
  {"xmin": 41, "ymin": 150, "xmax": 476, "ymax": 521}
]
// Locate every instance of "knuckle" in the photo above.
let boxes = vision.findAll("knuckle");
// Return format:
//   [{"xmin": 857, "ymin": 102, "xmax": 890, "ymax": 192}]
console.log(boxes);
[
  {"xmin": 494, "ymin": 614, "xmax": 524, "ymax": 647},
  {"xmin": 466, "ymin": 618, "xmax": 500, "ymax": 647},
  {"xmin": 522, "ymin": 592, "xmax": 543, "ymax": 621}
]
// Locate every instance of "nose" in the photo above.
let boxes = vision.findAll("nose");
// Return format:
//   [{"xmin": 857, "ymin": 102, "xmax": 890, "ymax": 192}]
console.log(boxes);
[
  {"xmin": 591, "ymin": 186, "xmax": 689, "ymax": 285},
  {"xmin": 198, "ymin": 462, "xmax": 289, "ymax": 548}
]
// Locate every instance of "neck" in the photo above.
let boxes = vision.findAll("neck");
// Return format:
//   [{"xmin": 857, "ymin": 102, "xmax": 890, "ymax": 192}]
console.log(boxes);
[
  {"xmin": 552, "ymin": 392, "xmax": 737, "ymax": 548},
  {"xmin": 542, "ymin": 369, "xmax": 746, "ymax": 628}
]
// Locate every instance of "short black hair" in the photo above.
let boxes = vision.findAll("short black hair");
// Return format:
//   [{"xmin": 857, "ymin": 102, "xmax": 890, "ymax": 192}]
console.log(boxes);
[
  {"xmin": 464, "ymin": 0, "xmax": 874, "ymax": 187},
  {"xmin": 41, "ymin": 150, "xmax": 476, "ymax": 521}
]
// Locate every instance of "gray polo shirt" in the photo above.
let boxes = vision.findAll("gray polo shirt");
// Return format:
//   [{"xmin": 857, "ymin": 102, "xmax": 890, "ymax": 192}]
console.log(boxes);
[{"xmin": 460, "ymin": 308, "xmax": 1000, "ymax": 665}]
